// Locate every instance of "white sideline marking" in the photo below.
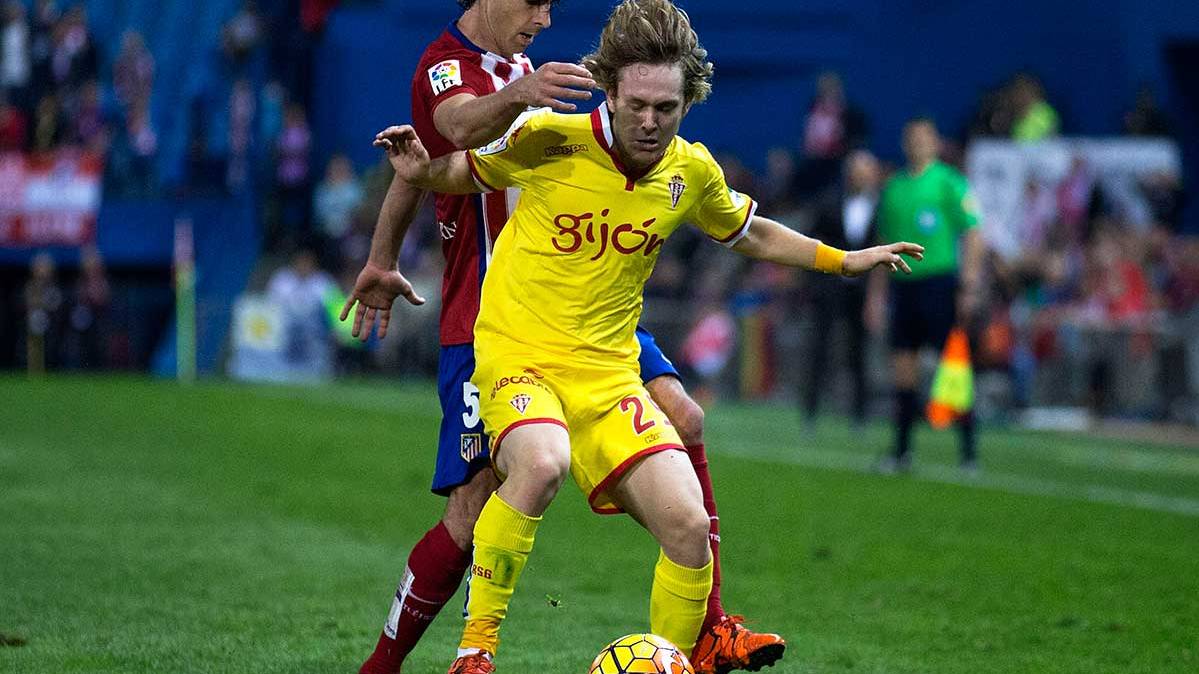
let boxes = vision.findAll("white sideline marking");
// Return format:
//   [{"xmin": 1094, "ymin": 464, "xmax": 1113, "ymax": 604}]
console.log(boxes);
[
  {"xmin": 718, "ymin": 446, "xmax": 1199, "ymax": 519},
  {"xmin": 921, "ymin": 464, "xmax": 1199, "ymax": 518},
  {"xmin": 1030, "ymin": 443, "xmax": 1199, "ymax": 477},
  {"xmin": 241, "ymin": 386, "xmax": 1199, "ymax": 516}
]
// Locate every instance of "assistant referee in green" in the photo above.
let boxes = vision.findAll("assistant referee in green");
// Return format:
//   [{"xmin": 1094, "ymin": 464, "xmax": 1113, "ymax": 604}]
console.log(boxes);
[{"xmin": 867, "ymin": 117, "xmax": 986, "ymax": 472}]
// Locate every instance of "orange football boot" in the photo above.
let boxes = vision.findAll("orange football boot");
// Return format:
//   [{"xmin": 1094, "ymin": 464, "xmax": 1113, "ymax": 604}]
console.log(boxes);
[
  {"xmin": 690, "ymin": 615, "xmax": 786, "ymax": 674},
  {"xmin": 447, "ymin": 652, "xmax": 494, "ymax": 674}
]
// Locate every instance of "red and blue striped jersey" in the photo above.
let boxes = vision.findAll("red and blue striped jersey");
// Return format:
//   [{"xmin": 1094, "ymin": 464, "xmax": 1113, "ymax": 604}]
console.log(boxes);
[{"xmin": 411, "ymin": 23, "xmax": 534, "ymax": 346}]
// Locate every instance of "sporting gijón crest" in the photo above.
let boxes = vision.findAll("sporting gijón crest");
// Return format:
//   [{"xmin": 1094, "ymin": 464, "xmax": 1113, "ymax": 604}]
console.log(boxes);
[
  {"xmin": 669, "ymin": 174, "xmax": 686, "ymax": 209},
  {"xmin": 510, "ymin": 393, "xmax": 532, "ymax": 415}
]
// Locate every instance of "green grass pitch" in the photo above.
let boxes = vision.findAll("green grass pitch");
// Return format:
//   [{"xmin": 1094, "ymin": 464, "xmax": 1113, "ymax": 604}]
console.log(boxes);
[{"xmin": 2, "ymin": 375, "xmax": 1197, "ymax": 673}]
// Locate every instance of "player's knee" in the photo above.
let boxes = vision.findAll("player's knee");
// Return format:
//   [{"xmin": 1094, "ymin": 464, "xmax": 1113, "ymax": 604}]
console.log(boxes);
[
  {"xmin": 683, "ymin": 509, "xmax": 712, "ymax": 552},
  {"xmin": 658, "ymin": 504, "xmax": 711, "ymax": 561},
  {"xmin": 671, "ymin": 399, "xmax": 705, "ymax": 447},
  {"xmin": 518, "ymin": 448, "xmax": 572, "ymax": 494}
]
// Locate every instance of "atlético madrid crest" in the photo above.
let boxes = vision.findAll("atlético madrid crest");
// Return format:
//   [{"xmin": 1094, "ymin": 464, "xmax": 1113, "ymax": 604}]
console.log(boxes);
[
  {"xmin": 510, "ymin": 393, "xmax": 532, "ymax": 415},
  {"xmin": 669, "ymin": 174, "xmax": 686, "ymax": 209},
  {"xmin": 460, "ymin": 433, "xmax": 482, "ymax": 462}
]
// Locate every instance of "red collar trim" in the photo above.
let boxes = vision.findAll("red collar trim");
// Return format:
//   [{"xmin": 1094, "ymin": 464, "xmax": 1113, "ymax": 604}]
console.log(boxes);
[{"xmin": 589, "ymin": 102, "xmax": 663, "ymax": 191}]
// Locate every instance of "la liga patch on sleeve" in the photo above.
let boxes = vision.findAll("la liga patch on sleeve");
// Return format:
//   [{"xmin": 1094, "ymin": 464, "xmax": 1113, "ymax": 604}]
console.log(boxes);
[{"xmin": 428, "ymin": 59, "xmax": 463, "ymax": 96}]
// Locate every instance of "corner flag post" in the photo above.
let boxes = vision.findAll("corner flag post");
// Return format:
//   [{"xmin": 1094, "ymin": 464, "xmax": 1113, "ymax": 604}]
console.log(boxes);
[{"xmin": 174, "ymin": 216, "xmax": 196, "ymax": 383}]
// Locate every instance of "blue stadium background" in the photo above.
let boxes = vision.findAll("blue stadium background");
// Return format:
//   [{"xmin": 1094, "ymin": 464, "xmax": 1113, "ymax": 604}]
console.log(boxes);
[{"xmin": 321, "ymin": 0, "xmax": 1199, "ymax": 198}]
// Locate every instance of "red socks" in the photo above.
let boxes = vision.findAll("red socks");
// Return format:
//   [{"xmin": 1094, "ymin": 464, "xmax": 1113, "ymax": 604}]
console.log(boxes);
[
  {"xmin": 360, "ymin": 521, "xmax": 472, "ymax": 674},
  {"xmin": 687, "ymin": 443, "xmax": 725, "ymax": 633}
]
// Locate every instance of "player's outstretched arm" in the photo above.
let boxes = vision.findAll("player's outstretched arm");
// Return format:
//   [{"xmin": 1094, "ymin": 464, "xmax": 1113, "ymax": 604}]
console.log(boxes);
[
  {"xmin": 338, "ymin": 176, "xmax": 429, "ymax": 341},
  {"xmin": 373, "ymin": 125, "xmax": 479, "ymax": 194},
  {"xmin": 435, "ymin": 62, "xmax": 595, "ymax": 149},
  {"xmin": 732, "ymin": 215, "xmax": 924, "ymax": 276}
]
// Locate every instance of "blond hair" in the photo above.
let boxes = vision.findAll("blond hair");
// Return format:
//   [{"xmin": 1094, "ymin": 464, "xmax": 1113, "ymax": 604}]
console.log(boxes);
[{"xmin": 581, "ymin": 0, "xmax": 714, "ymax": 105}]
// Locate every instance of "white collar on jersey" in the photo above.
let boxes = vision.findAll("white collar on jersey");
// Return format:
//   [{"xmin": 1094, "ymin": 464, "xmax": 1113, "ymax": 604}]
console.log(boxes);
[{"xmin": 594, "ymin": 101, "xmax": 615, "ymax": 148}]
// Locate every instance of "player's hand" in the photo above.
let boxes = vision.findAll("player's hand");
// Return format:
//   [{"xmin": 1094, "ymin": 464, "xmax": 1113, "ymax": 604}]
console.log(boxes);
[
  {"xmin": 843, "ymin": 242, "xmax": 924, "ymax": 277},
  {"xmin": 374, "ymin": 125, "xmax": 432, "ymax": 184},
  {"xmin": 507, "ymin": 62, "xmax": 595, "ymax": 112},
  {"xmin": 338, "ymin": 260, "xmax": 426, "ymax": 341}
]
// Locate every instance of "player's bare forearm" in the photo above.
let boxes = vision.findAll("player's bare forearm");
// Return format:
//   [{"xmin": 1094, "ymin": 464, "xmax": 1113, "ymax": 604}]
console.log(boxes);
[
  {"xmin": 340, "ymin": 172, "xmax": 427, "ymax": 337},
  {"xmin": 731, "ymin": 216, "xmax": 821, "ymax": 268},
  {"xmin": 409, "ymin": 152, "xmax": 479, "ymax": 194},
  {"xmin": 433, "ymin": 63, "xmax": 595, "ymax": 148},
  {"xmin": 733, "ymin": 216, "xmax": 924, "ymax": 276},
  {"xmin": 375, "ymin": 125, "xmax": 479, "ymax": 195},
  {"xmin": 434, "ymin": 91, "xmax": 529, "ymax": 150},
  {"xmin": 367, "ymin": 174, "xmax": 427, "ymax": 268}
]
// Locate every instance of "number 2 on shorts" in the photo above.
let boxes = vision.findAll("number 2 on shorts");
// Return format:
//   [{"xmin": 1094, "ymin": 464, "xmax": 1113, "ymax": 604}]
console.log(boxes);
[{"xmin": 620, "ymin": 395, "xmax": 656, "ymax": 435}]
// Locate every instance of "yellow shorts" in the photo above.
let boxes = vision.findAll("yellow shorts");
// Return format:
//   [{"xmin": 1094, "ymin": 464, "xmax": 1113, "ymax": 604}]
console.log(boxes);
[{"xmin": 472, "ymin": 353, "xmax": 684, "ymax": 514}]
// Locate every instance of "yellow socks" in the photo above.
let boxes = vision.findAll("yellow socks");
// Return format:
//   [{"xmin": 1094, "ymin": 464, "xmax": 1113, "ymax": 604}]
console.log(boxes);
[
  {"xmin": 460, "ymin": 496, "xmax": 711, "ymax": 660},
  {"xmin": 650, "ymin": 549, "xmax": 714, "ymax": 656},
  {"xmin": 459, "ymin": 493, "xmax": 541, "ymax": 655}
]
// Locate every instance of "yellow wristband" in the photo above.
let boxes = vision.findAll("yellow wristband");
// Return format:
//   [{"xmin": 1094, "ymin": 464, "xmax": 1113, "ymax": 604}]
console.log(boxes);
[{"xmin": 814, "ymin": 243, "xmax": 847, "ymax": 275}]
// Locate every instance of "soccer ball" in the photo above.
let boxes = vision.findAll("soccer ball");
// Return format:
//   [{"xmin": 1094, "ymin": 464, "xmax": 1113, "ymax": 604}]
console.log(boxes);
[{"xmin": 589, "ymin": 633, "xmax": 694, "ymax": 674}]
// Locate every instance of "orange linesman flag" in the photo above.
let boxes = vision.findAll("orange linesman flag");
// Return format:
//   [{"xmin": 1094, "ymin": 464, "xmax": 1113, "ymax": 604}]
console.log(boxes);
[{"xmin": 927, "ymin": 326, "xmax": 974, "ymax": 429}]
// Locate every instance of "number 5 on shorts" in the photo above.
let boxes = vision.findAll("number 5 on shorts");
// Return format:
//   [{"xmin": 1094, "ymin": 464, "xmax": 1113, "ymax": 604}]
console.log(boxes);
[{"xmin": 462, "ymin": 382, "xmax": 481, "ymax": 429}]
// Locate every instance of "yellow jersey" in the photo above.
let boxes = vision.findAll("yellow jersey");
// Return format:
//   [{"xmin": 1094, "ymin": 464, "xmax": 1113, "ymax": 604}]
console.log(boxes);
[{"xmin": 466, "ymin": 102, "xmax": 756, "ymax": 369}]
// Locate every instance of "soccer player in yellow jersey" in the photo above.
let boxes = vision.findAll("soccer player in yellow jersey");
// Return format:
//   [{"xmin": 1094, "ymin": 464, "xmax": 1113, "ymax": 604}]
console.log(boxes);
[{"xmin": 377, "ymin": 2, "xmax": 923, "ymax": 672}]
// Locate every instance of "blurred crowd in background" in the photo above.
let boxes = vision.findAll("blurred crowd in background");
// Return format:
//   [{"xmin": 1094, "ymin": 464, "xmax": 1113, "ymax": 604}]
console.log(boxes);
[
  {"xmin": 0, "ymin": 0, "xmax": 333, "ymax": 198},
  {"xmin": 2, "ymin": 1, "xmax": 1198, "ymax": 426},
  {"xmin": 1, "ymin": 1, "xmax": 103, "ymax": 156},
  {"xmin": 1, "ymin": 0, "xmax": 341, "ymax": 370}
]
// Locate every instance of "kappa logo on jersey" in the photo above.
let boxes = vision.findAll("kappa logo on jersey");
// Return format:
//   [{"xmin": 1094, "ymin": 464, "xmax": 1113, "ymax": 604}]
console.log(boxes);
[
  {"xmin": 460, "ymin": 433, "xmax": 483, "ymax": 462},
  {"xmin": 428, "ymin": 59, "xmax": 462, "ymax": 96},
  {"xmin": 544, "ymin": 143, "xmax": 589, "ymax": 157},
  {"xmin": 510, "ymin": 393, "xmax": 532, "ymax": 414},
  {"xmin": 669, "ymin": 174, "xmax": 687, "ymax": 209},
  {"xmin": 439, "ymin": 220, "xmax": 457, "ymax": 240}
]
